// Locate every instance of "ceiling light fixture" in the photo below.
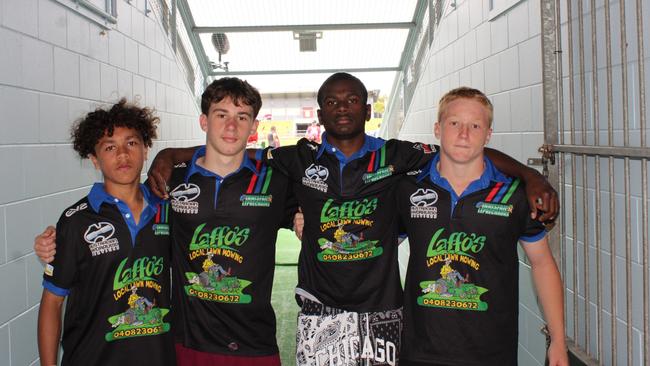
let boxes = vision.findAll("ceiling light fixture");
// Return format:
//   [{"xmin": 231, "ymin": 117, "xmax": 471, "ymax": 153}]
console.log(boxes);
[
  {"xmin": 293, "ymin": 31, "xmax": 322, "ymax": 52},
  {"xmin": 210, "ymin": 33, "xmax": 230, "ymax": 71}
]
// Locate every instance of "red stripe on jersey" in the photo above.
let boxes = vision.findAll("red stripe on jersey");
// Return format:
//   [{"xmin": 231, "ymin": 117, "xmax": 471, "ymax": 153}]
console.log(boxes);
[
  {"xmin": 246, "ymin": 175, "xmax": 258, "ymax": 194},
  {"xmin": 367, "ymin": 151, "xmax": 376, "ymax": 173},
  {"xmin": 485, "ymin": 182, "xmax": 503, "ymax": 202},
  {"xmin": 246, "ymin": 160, "xmax": 263, "ymax": 193}
]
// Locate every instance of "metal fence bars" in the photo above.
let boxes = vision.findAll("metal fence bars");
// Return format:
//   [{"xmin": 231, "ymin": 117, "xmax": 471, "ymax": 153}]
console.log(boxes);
[{"xmin": 541, "ymin": 0, "xmax": 650, "ymax": 365}]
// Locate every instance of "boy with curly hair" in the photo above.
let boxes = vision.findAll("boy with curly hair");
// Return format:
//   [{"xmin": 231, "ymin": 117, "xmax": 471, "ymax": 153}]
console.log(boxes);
[
  {"xmin": 37, "ymin": 99, "xmax": 175, "ymax": 365},
  {"xmin": 36, "ymin": 79, "xmax": 297, "ymax": 366}
]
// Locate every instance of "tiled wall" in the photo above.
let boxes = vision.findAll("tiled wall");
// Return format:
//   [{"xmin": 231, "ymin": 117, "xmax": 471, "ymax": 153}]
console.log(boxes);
[
  {"xmin": 395, "ymin": 1, "xmax": 550, "ymax": 365},
  {"xmin": 0, "ymin": 0, "xmax": 203, "ymax": 364}
]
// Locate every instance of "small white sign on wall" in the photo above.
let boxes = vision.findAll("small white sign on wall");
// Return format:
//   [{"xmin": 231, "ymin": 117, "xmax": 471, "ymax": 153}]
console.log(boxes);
[
  {"xmin": 53, "ymin": 0, "xmax": 118, "ymax": 29},
  {"xmin": 488, "ymin": 0, "xmax": 524, "ymax": 21}
]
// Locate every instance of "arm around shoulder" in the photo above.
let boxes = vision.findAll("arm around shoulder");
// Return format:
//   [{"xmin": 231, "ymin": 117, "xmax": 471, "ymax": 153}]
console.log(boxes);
[
  {"xmin": 257, "ymin": 144, "xmax": 299, "ymax": 177},
  {"xmin": 390, "ymin": 139, "xmax": 436, "ymax": 173},
  {"xmin": 147, "ymin": 146, "xmax": 200, "ymax": 198},
  {"xmin": 485, "ymin": 147, "xmax": 559, "ymax": 222},
  {"xmin": 34, "ymin": 226, "xmax": 57, "ymax": 264}
]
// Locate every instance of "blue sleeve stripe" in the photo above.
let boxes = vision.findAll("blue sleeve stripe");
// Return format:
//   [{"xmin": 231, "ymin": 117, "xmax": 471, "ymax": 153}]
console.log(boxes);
[
  {"xmin": 520, "ymin": 230, "xmax": 547, "ymax": 244},
  {"xmin": 42, "ymin": 279, "xmax": 70, "ymax": 297}
]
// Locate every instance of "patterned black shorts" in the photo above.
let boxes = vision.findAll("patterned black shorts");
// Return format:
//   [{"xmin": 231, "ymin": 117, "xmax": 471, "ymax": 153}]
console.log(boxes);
[{"xmin": 296, "ymin": 298, "xmax": 402, "ymax": 366}]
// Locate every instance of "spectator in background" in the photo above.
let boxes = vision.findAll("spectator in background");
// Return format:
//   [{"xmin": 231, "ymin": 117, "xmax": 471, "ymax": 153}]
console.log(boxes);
[
  {"xmin": 305, "ymin": 120, "xmax": 321, "ymax": 143},
  {"xmin": 259, "ymin": 126, "xmax": 267, "ymax": 148},
  {"xmin": 247, "ymin": 121, "xmax": 259, "ymax": 147},
  {"xmin": 267, "ymin": 126, "xmax": 280, "ymax": 148}
]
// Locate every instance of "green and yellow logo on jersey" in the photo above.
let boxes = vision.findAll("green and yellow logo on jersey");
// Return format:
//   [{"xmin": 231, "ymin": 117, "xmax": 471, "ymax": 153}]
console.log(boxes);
[
  {"xmin": 106, "ymin": 256, "xmax": 170, "ymax": 341},
  {"xmin": 418, "ymin": 229, "xmax": 489, "ymax": 312},
  {"xmin": 426, "ymin": 228, "xmax": 486, "ymax": 259},
  {"xmin": 320, "ymin": 198, "xmax": 378, "ymax": 223},
  {"xmin": 189, "ymin": 223, "xmax": 250, "ymax": 250},
  {"xmin": 184, "ymin": 251, "xmax": 252, "ymax": 304},
  {"xmin": 317, "ymin": 198, "xmax": 381, "ymax": 262}
]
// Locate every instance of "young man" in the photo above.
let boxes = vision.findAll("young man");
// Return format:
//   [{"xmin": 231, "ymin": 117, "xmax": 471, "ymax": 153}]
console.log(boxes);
[
  {"xmin": 396, "ymin": 87, "xmax": 567, "ymax": 366},
  {"xmin": 36, "ymin": 78, "xmax": 296, "ymax": 366},
  {"xmin": 167, "ymin": 77, "xmax": 294, "ymax": 365},
  {"xmin": 146, "ymin": 72, "xmax": 559, "ymax": 365},
  {"xmin": 37, "ymin": 100, "xmax": 175, "ymax": 365}
]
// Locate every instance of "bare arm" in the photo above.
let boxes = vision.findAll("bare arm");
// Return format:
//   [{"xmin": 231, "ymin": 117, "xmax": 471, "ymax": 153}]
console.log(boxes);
[
  {"xmin": 485, "ymin": 148, "xmax": 558, "ymax": 222},
  {"xmin": 38, "ymin": 290, "xmax": 65, "ymax": 366},
  {"xmin": 293, "ymin": 209, "xmax": 304, "ymax": 240},
  {"xmin": 147, "ymin": 147, "xmax": 199, "ymax": 198},
  {"xmin": 522, "ymin": 238, "xmax": 568, "ymax": 366},
  {"xmin": 34, "ymin": 226, "xmax": 57, "ymax": 264}
]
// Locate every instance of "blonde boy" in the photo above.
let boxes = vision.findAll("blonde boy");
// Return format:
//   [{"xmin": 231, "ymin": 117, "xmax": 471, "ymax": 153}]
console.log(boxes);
[{"xmin": 397, "ymin": 87, "xmax": 567, "ymax": 366}]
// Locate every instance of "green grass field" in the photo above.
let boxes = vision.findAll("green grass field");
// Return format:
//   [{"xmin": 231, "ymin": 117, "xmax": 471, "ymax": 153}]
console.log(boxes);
[{"xmin": 271, "ymin": 229, "xmax": 301, "ymax": 365}]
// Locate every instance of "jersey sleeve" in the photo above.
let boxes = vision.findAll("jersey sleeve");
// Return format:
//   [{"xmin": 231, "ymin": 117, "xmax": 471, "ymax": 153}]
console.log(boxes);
[
  {"xmin": 389, "ymin": 139, "xmax": 438, "ymax": 174},
  {"xmin": 258, "ymin": 145, "xmax": 299, "ymax": 178},
  {"xmin": 516, "ymin": 181, "xmax": 547, "ymax": 243},
  {"xmin": 519, "ymin": 217, "xmax": 547, "ymax": 243},
  {"xmin": 42, "ymin": 214, "xmax": 82, "ymax": 297},
  {"xmin": 168, "ymin": 162, "xmax": 189, "ymax": 186}
]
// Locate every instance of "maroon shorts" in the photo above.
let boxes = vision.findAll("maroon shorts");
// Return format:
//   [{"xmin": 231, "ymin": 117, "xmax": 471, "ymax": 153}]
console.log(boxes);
[{"xmin": 175, "ymin": 343, "xmax": 281, "ymax": 366}]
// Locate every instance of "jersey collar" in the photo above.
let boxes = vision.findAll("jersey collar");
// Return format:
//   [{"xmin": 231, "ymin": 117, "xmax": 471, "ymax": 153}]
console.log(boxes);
[
  {"xmin": 417, "ymin": 154, "xmax": 511, "ymax": 195},
  {"xmin": 87, "ymin": 183, "xmax": 162, "ymax": 213},
  {"xmin": 184, "ymin": 145, "xmax": 257, "ymax": 182},
  {"xmin": 316, "ymin": 133, "xmax": 386, "ymax": 161}
]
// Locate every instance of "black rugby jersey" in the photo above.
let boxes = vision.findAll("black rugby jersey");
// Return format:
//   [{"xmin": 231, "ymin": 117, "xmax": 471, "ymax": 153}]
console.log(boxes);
[
  {"xmin": 168, "ymin": 146, "xmax": 294, "ymax": 356},
  {"xmin": 397, "ymin": 156, "xmax": 546, "ymax": 366},
  {"xmin": 261, "ymin": 134, "xmax": 436, "ymax": 312},
  {"xmin": 43, "ymin": 184, "xmax": 174, "ymax": 366}
]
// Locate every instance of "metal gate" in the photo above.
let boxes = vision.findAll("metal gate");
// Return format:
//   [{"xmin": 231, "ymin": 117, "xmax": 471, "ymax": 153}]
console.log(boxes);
[{"xmin": 541, "ymin": 0, "xmax": 650, "ymax": 365}]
